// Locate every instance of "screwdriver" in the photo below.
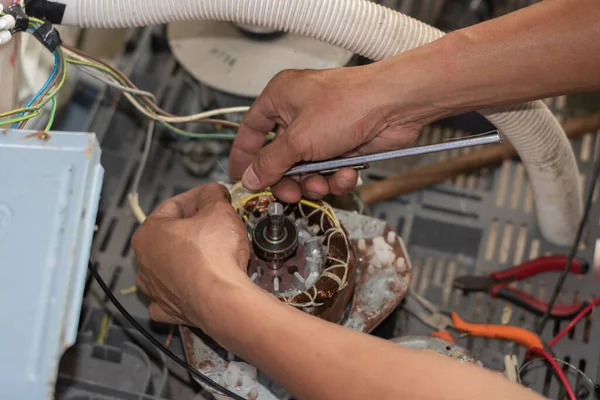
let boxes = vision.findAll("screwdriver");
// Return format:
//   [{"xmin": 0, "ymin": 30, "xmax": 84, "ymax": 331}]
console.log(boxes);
[{"xmin": 283, "ymin": 130, "xmax": 502, "ymax": 176}]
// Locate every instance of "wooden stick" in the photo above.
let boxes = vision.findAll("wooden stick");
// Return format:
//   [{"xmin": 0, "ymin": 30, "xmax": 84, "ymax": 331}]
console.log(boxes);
[{"xmin": 358, "ymin": 113, "xmax": 600, "ymax": 205}]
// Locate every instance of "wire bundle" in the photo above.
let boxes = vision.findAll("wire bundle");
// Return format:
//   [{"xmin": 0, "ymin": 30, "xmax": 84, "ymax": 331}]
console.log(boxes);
[
  {"xmin": 61, "ymin": 44, "xmax": 249, "ymax": 139},
  {"xmin": 0, "ymin": 16, "xmax": 254, "ymax": 137},
  {"xmin": 0, "ymin": 17, "xmax": 66, "ymax": 131}
]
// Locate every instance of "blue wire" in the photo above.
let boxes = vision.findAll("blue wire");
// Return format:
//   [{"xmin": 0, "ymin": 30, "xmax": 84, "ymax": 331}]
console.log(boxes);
[{"xmin": 12, "ymin": 26, "xmax": 59, "ymax": 128}]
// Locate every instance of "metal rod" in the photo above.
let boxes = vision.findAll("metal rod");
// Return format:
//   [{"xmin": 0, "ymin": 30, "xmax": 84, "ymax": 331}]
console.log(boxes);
[{"xmin": 283, "ymin": 130, "xmax": 502, "ymax": 176}]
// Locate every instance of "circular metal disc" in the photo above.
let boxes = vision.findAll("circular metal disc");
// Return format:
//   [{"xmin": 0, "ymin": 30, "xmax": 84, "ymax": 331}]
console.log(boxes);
[{"xmin": 167, "ymin": 20, "xmax": 354, "ymax": 98}]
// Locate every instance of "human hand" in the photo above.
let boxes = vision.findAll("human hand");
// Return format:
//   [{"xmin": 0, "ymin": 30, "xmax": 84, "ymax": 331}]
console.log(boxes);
[
  {"xmin": 131, "ymin": 183, "xmax": 252, "ymax": 333},
  {"xmin": 228, "ymin": 63, "xmax": 434, "ymax": 203}
]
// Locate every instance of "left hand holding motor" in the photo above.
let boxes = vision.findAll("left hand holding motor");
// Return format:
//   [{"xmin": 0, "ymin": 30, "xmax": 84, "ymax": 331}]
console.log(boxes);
[{"xmin": 131, "ymin": 183, "xmax": 254, "ymax": 334}]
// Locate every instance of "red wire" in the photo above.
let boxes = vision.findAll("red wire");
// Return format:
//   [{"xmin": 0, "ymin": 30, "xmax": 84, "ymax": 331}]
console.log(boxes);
[
  {"xmin": 527, "ymin": 347, "xmax": 576, "ymax": 400},
  {"xmin": 549, "ymin": 297, "xmax": 600, "ymax": 348}
]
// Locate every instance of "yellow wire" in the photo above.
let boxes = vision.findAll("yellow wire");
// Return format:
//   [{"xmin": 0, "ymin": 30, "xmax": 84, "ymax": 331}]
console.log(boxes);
[
  {"xmin": 0, "ymin": 47, "xmax": 67, "ymax": 119},
  {"xmin": 66, "ymin": 58, "xmax": 115, "ymax": 76},
  {"xmin": 300, "ymin": 199, "xmax": 339, "ymax": 227},
  {"xmin": 97, "ymin": 314, "xmax": 109, "ymax": 344},
  {"xmin": 42, "ymin": 48, "xmax": 68, "ymax": 102},
  {"xmin": 120, "ymin": 286, "xmax": 138, "ymax": 295},
  {"xmin": 0, "ymin": 111, "xmax": 41, "ymax": 126},
  {"xmin": 29, "ymin": 16, "xmax": 44, "ymax": 25},
  {"xmin": 237, "ymin": 191, "xmax": 338, "ymax": 226},
  {"xmin": 239, "ymin": 192, "xmax": 272, "ymax": 209}
]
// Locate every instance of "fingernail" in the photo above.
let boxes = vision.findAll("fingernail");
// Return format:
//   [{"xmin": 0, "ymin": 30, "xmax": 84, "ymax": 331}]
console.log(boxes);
[
  {"xmin": 242, "ymin": 166, "xmax": 261, "ymax": 190},
  {"xmin": 307, "ymin": 191, "xmax": 322, "ymax": 199}
]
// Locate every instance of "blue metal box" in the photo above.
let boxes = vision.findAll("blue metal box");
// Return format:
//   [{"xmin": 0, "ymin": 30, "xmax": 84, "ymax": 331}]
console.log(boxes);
[{"xmin": 0, "ymin": 129, "xmax": 104, "ymax": 399}]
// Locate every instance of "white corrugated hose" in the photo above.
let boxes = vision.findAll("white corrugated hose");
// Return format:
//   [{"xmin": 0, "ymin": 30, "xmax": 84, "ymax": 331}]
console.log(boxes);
[{"xmin": 59, "ymin": 0, "xmax": 582, "ymax": 246}]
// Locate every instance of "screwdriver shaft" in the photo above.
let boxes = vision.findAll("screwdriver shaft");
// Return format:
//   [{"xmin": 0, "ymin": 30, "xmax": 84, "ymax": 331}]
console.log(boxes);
[{"xmin": 284, "ymin": 130, "xmax": 502, "ymax": 176}]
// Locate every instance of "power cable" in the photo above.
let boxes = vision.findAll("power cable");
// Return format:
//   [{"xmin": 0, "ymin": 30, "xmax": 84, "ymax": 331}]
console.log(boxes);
[
  {"xmin": 536, "ymin": 152, "xmax": 600, "ymax": 334},
  {"xmin": 87, "ymin": 261, "xmax": 246, "ymax": 400}
]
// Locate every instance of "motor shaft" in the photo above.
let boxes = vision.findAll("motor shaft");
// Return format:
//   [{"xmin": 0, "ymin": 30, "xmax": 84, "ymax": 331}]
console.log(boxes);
[
  {"xmin": 266, "ymin": 202, "xmax": 285, "ymax": 242},
  {"xmin": 252, "ymin": 202, "xmax": 298, "ymax": 264}
]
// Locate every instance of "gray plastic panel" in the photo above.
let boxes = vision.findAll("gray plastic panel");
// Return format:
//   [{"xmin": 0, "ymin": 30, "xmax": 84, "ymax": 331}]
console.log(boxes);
[{"xmin": 55, "ymin": 24, "xmax": 600, "ymax": 400}]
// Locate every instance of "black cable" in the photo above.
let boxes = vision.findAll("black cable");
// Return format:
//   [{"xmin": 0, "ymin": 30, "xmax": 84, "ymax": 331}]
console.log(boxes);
[
  {"xmin": 87, "ymin": 261, "xmax": 246, "ymax": 400},
  {"xmin": 536, "ymin": 156, "xmax": 600, "ymax": 334}
]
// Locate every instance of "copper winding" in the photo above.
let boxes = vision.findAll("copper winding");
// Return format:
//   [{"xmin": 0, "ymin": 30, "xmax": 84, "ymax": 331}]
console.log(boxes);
[{"xmin": 242, "ymin": 194, "xmax": 355, "ymax": 309}]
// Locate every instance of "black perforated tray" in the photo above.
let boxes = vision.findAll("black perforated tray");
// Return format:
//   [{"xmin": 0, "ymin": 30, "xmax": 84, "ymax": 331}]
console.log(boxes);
[{"xmin": 54, "ymin": 24, "xmax": 600, "ymax": 400}]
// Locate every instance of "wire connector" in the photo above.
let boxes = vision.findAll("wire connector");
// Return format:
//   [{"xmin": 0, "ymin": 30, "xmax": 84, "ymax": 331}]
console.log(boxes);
[
  {"xmin": 5, "ymin": 4, "xmax": 29, "ymax": 33},
  {"xmin": 33, "ymin": 21, "xmax": 62, "ymax": 53}
]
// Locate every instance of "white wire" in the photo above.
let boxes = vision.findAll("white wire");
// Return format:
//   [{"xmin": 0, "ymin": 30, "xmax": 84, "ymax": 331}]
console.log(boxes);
[
  {"xmin": 160, "ymin": 106, "xmax": 250, "ymax": 123},
  {"xmin": 75, "ymin": 64, "xmax": 157, "ymax": 101},
  {"xmin": 63, "ymin": 47, "xmax": 249, "ymax": 124},
  {"xmin": 128, "ymin": 121, "xmax": 155, "ymax": 224},
  {"xmin": 132, "ymin": 120, "xmax": 155, "ymax": 195}
]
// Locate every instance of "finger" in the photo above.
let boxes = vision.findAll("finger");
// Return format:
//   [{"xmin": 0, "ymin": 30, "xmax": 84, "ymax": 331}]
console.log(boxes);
[
  {"xmin": 149, "ymin": 186, "xmax": 205, "ymax": 220},
  {"xmin": 148, "ymin": 302, "xmax": 183, "ymax": 324},
  {"xmin": 229, "ymin": 97, "xmax": 279, "ymax": 180},
  {"xmin": 271, "ymin": 178, "xmax": 302, "ymax": 203},
  {"xmin": 135, "ymin": 273, "xmax": 151, "ymax": 296},
  {"xmin": 193, "ymin": 182, "xmax": 233, "ymax": 214},
  {"xmin": 242, "ymin": 122, "xmax": 308, "ymax": 191},
  {"xmin": 327, "ymin": 168, "xmax": 359, "ymax": 195},
  {"xmin": 300, "ymin": 175, "xmax": 330, "ymax": 199},
  {"xmin": 275, "ymin": 125, "xmax": 286, "ymax": 136}
]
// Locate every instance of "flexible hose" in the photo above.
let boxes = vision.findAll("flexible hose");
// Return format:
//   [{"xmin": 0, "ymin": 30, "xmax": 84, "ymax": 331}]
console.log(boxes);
[{"xmin": 59, "ymin": 0, "xmax": 582, "ymax": 245}]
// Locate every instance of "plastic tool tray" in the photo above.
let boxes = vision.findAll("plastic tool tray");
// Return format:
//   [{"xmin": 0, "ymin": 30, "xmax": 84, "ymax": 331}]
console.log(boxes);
[{"xmin": 54, "ymin": 27, "xmax": 600, "ymax": 400}]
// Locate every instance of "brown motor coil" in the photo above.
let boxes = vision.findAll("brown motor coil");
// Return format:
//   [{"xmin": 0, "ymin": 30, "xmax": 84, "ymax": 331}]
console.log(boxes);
[{"xmin": 242, "ymin": 195, "xmax": 356, "ymax": 323}]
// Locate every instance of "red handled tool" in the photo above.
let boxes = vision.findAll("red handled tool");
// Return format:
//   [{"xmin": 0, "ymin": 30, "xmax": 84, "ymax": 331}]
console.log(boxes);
[{"xmin": 453, "ymin": 255, "xmax": 589, "ymax": 320}]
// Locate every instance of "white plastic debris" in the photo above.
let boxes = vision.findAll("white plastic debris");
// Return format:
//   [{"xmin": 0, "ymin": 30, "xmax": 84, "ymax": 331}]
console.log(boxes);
[
  {"xmin": 386, "ymin": 231, "xmax": 396, "ymax": 245},
  {"xmin": 218, "ymin": 361, "xmax": 259, "ymax": 399},
  {"xmin": 298, "ymin": 229, "xmax": 312, "ymax": 244},
  {"xmin": 357, "ymin": 238, "xmax": 367, "ymax": 252},
  {"xmin": 308, "ymin": 224, "xmax": 320, "ymax": 235},
  {"xmin": 368, "ymin": 237, "xmax": 396, "ymax": 268},
  {"xmin": 396, "ymin": 257, "xmax": 406, "ymax": 272}
]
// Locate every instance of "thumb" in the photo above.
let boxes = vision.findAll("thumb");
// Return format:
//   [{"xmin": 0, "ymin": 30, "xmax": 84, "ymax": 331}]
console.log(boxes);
[
  {"xmin": 194, "ymin": 182, "xmax": 232, "ymax": 212},
  {"xmin": 242, "ymin": 125, "xmax": 308, "ymax": 190}
]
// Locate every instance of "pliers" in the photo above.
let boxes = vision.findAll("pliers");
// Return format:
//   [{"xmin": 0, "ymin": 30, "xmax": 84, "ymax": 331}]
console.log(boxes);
[
  {"xmin": 404, "ymin": 289, "xmax": 544, "ymax": 349},
  {"xmin": 453, "ymin": 255, "xmax": 589, "ymax": 320}
]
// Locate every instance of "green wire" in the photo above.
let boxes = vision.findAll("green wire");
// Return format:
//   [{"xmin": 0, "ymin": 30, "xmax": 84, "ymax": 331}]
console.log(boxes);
[
  {"xmin": 67, "ymin": 59, "xmax": 246, "ymax": 141},
  {"xmin": 70, "ymin": 61, "xmax": 240, "ymax": 140},
  {"xmin": 0, "ymin": 47, "xmax": 66, "ymax": 119},
  {"xmin": 159, "ymin": 121, "xmax": 237, "ymax": 140},
  {"xmin": 44, "ymin": 97, "xmax": 57, "ymax": 131},
  {"xmin": 0, "ymin": 112, "xmax": 40, "ymax": 127}
]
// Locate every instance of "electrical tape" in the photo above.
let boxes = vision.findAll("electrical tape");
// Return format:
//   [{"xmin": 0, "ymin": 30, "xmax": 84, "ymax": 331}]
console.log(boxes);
[
  {"xmin": 33, "ymin": 21, "xmax": 62, "ymax": 52},
  {"xmin": 24, "ymin": 0, "xmax": 66, "ymax": 24}
]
